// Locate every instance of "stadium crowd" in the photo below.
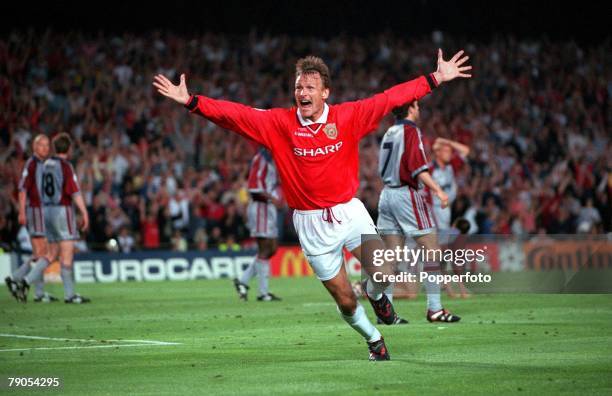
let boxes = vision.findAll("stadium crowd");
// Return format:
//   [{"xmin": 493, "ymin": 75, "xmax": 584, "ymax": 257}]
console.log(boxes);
[{"xmin": 0, "ymin": 30, "xmax": 610, "ymax": 251}]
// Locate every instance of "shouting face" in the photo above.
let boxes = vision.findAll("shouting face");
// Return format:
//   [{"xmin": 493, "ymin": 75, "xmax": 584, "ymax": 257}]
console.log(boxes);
[{"xmin": 295, "ymin": 72, "xmax": 329, "ymax": 121}]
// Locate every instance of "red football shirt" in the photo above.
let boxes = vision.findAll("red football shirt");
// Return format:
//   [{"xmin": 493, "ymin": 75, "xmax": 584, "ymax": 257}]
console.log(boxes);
[{"xmin": 186, "ymin": 75, "xmax": 438, "ymax": 210}]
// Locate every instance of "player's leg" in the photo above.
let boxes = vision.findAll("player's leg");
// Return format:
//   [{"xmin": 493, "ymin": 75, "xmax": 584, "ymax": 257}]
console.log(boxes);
[
  {"xmin": 413, "ymin": 232, "xmax": 460, "ymax": 322},
  {"xmin": 235, "ymin": 202, "xmax": 278, "ymax": 301},
  {"xmin": 235, "ymin": 201, "xmax": 259, "ymax": 300},
  {"xmin": 56, "ymin": 205, "xmax": 90, "ymax": 303},
  {"xmin": 436, "ymin": 226, "xmax": 458, "ymax": 298},
  {"xmin": 6, "ymin": 257, "xmax": 31, "ymax": 300},
  {"xmin": 32, "ymin": 235, "xmax": 50, "ymax": 302},
  {"xmin": 350, "ymin": 238, "xmax": 404, "ymax": 326},
  {"xmin": 321, "ymin": 263, "xmax": 389, "ymax": 361},
  {"xmin": 235, "ymin": 258, "xmax": 255, "ymax": 300},
  {"xmin": 292, "ymin": 203, "xmax": 389, "ymax": 360},
  {"xmin": 9, "ymin": 207, "xmax": 50, "ymax": 302},
  {"xmin": 26, "ymin": 206, "xmax": 57, "ymax": 302},
  {"xmin": 373, "ymin": 234, "xmax": 410, "ymax": 325},
  {"xmin": 17, "ymin": 236, "xmax": 52, "ymax": 302},
  {"xmin": 357, "ymin": 189, "xmax": 408, "ymax": 324},
  {"xmin": 255, "ymin": 237, "xmax": 280, "ymax": 301},
  {"xmin": 31, "ymin": 242, "xmax": 59, "ymax": 302},
  {"xmin": 237, "ymin": 202, "xmax": 258, "ymax": 292},
  {"xmin": 380, "ymin": 234, "xmax": 405, "ymax": 303},
  {"xmin": 11, "ymin": 257, "xmax": 32, "ymax": 281},
  {"xmin": 59, "ymin": 240, "xmax": 90, "ymax": 303}
]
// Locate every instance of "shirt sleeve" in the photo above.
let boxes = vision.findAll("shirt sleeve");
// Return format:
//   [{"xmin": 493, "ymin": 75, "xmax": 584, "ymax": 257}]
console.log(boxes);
[
  {"xmin": 399, "ymin": 125, "xmax": 430, "ymax": 188},
  {"xmin": 18, "ymin": 159, "xmax": 34, "ymax": 192},
  {"xmin": 341, "ymin": 74, "xmax": 438, "ymax": 139},
  {"xmin": 62, "ymin": 161, "xmax": 81, "ymax": 195},
  {"xmin": 184, "ymin": 95, "xmax": 283, "ymax": 147}
]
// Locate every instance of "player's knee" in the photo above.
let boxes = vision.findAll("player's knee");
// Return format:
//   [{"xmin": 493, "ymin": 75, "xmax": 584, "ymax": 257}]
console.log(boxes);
[
  {"xmin": 259, "ymin": 243, "xmax": 277, "ymax": 259},
  {"xmin": 259, "ymin": 250, "xmax": 273, "ymax": 259},
  {"xmin": 336, "ymin": 294, "xmax": 357, "ymax": 315}
]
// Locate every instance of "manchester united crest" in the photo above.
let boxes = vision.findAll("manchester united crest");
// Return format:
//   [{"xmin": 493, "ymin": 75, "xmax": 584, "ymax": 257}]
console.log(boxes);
[{"xmin": 323, "ymin": 123, "xmax": 338, "ymax": 139}]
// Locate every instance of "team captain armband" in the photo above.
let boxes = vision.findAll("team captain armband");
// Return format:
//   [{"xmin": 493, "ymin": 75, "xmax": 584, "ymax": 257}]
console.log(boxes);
[
  {"xmin": 426, "ymin": 74, "xmax": 439, "ymax": 90},
  {"xmin": 184, "ymin": 95, "xmax": 199, "ymax": 111}
]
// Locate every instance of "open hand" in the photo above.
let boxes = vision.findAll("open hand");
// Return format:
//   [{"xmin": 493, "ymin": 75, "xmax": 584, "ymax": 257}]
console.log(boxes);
[
  {"xmin": 433, "ymin": 49, "xmax": 472, "ymax": 84},
  {"xmin": 153, "ymin": 74, "xmax": 190, "ymax": 105}
]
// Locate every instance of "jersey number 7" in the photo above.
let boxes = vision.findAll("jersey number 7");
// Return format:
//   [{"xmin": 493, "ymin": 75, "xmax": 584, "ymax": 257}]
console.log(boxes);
[{"xmin": 380, "ymin": 142, "xmax": 394, "ymax": 178}]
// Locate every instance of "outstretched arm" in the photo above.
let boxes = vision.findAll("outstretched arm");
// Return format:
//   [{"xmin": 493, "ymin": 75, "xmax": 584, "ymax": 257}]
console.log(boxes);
[
  {"xmin": 153, "ymin": 74, "xmax": 278, "ymax": 147},
  {"xmin": 351, "ymin": 49, "xmax": 472, "ymax": 138}
]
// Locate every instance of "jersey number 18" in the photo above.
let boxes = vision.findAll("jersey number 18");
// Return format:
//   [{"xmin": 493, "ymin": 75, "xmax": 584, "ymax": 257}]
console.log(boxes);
[{"xmin": 43, "ymin": 173, "xmax": 55, "ymax": 197}]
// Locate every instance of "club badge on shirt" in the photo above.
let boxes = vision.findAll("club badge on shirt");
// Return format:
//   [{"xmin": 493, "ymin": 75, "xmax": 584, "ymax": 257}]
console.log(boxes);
[{"xmin": 323, "ymin": 123, "xmax": 338, "ymax": 139}]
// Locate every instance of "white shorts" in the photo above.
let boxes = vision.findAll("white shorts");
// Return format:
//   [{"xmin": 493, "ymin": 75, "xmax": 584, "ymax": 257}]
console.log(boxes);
[
  {"xmin": 44, "ymin": 205, "xmax": 79, "ymax": 242},
  {"xmin": 292, "ymin": 198, "xmax": 378, "ymax": 281},
  {"xmin": 377, "ymin": 186, "xmax": 436, "ymax": 237},
  {"xmin": 433, "ymin": 205, "xmax": 450, "ymax": 230},
  {"xmin": 26, "ymin": 206, "xmax": 46, "ymax": 238},
  {"xmin": 247, "ymin": 201, "xmax": 278, "ymax": 239},
  {"xmin": 433, "ymin": 205, "xmax": 454, "ymax": 245}
]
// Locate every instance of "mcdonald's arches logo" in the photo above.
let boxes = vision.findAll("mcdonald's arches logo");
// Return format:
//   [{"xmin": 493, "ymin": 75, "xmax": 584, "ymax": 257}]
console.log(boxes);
[{"xmin": 271, "ymin": 247, "xmax": 313, "ymax": 277}]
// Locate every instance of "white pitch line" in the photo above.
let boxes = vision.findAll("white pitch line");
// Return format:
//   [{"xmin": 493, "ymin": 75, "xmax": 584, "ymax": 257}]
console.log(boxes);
[
  {"xmin": 118, "ymin": 339, "xmax": 181, "ymax": 345},
  {"xmin": 0, "ymin": 333, "xmax": 181, "ymax": 348},
  {"xmin": 0, "ymin": 344, "xmax": 167, "ymax": 353}
]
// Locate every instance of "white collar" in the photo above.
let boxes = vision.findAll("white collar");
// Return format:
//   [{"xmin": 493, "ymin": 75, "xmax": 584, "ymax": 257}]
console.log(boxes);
[{"xmin": 297, "ymin": 103, "xmax": 329, "ymax": 126}]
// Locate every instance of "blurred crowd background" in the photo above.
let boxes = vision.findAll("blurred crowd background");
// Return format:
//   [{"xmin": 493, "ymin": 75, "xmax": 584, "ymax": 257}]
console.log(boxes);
[{"xmin": 0, "ymin": 29, "xmax": 610, "ymax": 252}]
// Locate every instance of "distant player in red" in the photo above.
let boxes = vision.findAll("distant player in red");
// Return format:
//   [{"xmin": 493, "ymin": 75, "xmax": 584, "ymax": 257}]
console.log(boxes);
[
  {"xmin": 234, "ymin": 147, "xmax": 283, "ymax": 302},
  {"xmin": 5, "ymin": 134, "xmax": 56, "ymax": 303},
  {"xmin": 154, "ymin": 49, "xmax": 472, "ymax": 360}
]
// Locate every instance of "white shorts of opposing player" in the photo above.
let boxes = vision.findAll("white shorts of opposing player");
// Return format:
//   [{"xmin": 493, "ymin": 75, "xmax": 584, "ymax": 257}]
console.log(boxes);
[
  {"xmin": 377, "ymin": 186, "xmax": 436, "ymax": 237},
  {"xmin": 292, "ymin": 198, "xmax": 377, "ymax": 281},
  {"xmin": 44, "ymin": 205, "xmax": 79, "ymax": 242},
  {"xmin": 247, "ymin": 201, "xmax": 278, "ymax": 239},
  {"xmin": 26, "ymin": 206, "xmax": 46, "ymax": 238}
]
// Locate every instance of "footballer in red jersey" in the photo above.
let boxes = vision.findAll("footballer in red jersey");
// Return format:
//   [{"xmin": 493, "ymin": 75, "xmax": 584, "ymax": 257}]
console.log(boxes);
[{"xmin": 154, "ymin": 49, "xmax": 472, "ymax": 360}]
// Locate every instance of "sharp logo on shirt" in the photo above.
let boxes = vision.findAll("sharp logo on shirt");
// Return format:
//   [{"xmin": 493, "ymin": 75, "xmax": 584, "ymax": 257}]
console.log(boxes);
[
  {"xmin": 323, "ymin": 123, "xmax": 338, "ymax": 139},
  {"xmin": 293, "ymin": 141, "xmax": 343, "ymax": 157}
]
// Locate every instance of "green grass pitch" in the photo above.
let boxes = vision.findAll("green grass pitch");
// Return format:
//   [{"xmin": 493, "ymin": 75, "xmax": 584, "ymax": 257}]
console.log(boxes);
[{"xmin": 1, "ymin": 277, "xmax": 611, "ymax": 395}]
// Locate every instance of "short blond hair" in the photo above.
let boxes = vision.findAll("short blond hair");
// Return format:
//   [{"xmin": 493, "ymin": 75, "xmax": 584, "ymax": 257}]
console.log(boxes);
[{"xmin": 295, "ymin": 56, "xmax": 331, "ymax": 88}]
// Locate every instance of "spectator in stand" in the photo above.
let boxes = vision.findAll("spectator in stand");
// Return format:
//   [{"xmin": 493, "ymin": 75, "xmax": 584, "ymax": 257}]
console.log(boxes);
[
  {"xmin": 117, "ymin": 225, "xmax": 135, "ymax": 253},
  {"xmin": 0, "ymin": 30, "xmax": 609, "ymax": 251}
]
